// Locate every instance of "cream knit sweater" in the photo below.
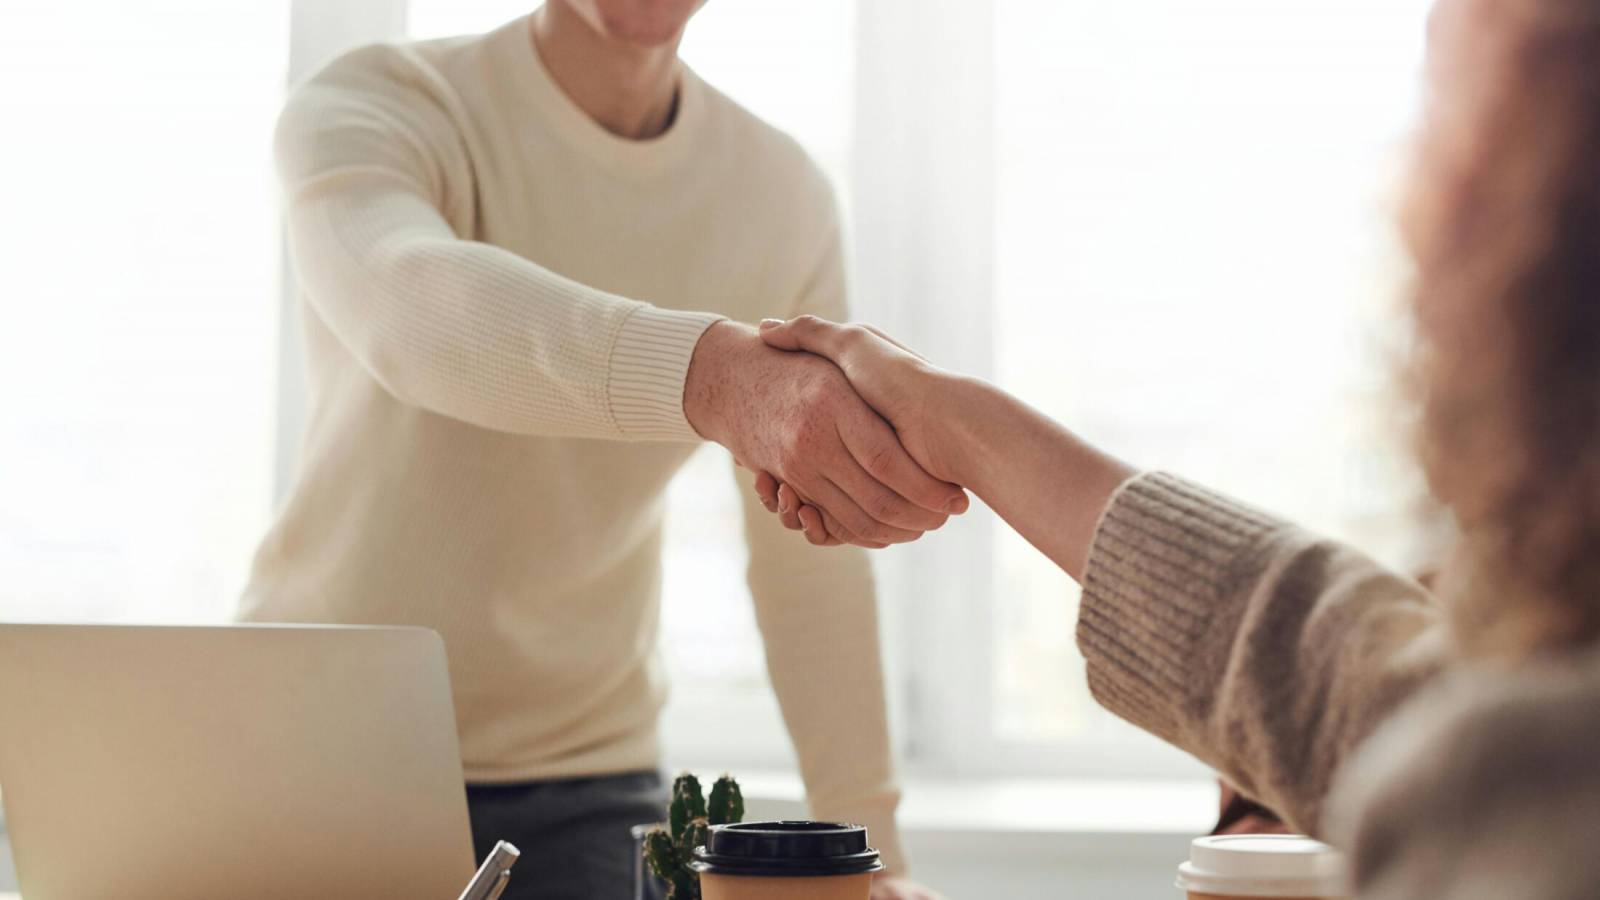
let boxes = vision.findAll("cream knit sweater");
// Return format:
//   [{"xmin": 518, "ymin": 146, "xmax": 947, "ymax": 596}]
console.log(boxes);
[{"xmin": 240, "ymin": 16, "xmax": 905, "ymax": 868}]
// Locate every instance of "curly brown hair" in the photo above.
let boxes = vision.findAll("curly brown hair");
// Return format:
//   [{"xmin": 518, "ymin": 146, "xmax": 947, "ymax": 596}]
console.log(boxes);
[{"xmin": 1407, "ymin": 0, "xmax": 1600, "ymax": 656}]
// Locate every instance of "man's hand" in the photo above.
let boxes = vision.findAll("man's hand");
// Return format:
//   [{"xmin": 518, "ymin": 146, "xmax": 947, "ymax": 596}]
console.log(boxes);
[
  {"xmin": 684, "ymin": 321, "xmax": 967, "ymax": 548},
  {"xmin": 750, "ymin": 317, "xmax": 971, "ymax": 545},
  {"xmin": 872, "ymin": 874, "xmax": 948, "ymax": 900}
]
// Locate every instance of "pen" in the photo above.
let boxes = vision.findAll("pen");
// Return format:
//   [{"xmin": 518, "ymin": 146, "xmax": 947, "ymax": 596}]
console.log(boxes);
[{"xmin": 457, "ymin": 840, "xmax": 520, "ymax": 900}]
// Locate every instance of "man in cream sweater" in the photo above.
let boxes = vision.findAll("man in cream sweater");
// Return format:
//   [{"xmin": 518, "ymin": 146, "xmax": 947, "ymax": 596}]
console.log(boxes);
[{"xmin": 241, "ymin": 1, "xmax": 957, "ymax": 898}]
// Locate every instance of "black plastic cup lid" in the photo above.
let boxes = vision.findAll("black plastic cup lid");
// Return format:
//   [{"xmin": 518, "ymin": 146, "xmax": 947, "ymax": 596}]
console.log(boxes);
[{"xmin": 689, "ymin": 821, "xmax": 885, "ymax": 878}]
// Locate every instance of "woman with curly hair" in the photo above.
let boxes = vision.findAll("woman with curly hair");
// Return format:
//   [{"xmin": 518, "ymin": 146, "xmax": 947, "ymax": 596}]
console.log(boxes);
[{"xmin": 749, "ymin": 0, "xmax": 1600, "ymax": 894}]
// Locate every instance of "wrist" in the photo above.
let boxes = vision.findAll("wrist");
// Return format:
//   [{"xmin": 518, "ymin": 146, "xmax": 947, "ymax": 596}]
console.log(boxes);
[
  {"xmin": 936, "ymin": 374, "xmax": 1008, "ymax": 489},
  {"xmin": 683, "ymin": 319, "xmax": 755, "ymax": 444},
  {"xmin": 939, "ymin": 375, "xmax": 1136, "ymax": 514}
]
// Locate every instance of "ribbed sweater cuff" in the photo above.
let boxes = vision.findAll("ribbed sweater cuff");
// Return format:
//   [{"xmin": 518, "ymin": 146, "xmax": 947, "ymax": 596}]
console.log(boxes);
[
  {"xmin": 1076, "ymin": 472, "xmax": 1282, "ymax": 744},
  {"xmin": 607, "ymin": 305, "xmax": 725, "ymax": 440}
]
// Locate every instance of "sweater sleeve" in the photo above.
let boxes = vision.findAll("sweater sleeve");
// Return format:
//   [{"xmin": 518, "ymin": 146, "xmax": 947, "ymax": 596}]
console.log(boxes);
[
  {"xmin": 740, "ymin": 210, "xmax": 908, "ymax": 873},
  {"xmin": 1077, "ymin": 472, "xmax": 1451, "ymax": 835},
  {"xmin": 276, "ymin": 45, "xmax": 724, "ymax": 440}
]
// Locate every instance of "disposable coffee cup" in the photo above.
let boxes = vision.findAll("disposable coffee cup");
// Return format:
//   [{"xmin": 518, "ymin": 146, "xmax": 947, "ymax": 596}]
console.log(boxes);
[
  {"xmin": 690, "ymin": 821, "xmax": 884, "ymax": 900},
  {"xmin": 1176, "ymin": 835, "xmax": 1348, "ymax": 899}
]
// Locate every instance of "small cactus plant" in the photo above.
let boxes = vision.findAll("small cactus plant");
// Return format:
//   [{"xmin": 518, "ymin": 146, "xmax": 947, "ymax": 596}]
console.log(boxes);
[{"xmin": 644, "ymin": 772, "xmax": 744, "ymax": 899}]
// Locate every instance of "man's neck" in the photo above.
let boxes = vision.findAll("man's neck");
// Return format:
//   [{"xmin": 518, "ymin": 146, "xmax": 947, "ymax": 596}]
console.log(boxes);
[{"xmin": 531, "ymin": 3, "xmax": 683, "ymax": 140}]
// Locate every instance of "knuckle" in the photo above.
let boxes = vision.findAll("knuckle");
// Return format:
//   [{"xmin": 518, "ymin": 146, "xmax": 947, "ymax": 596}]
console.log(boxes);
[
  {"xmin": 859, "ymin": 520, "xmax": 896, "ymax": 544},
  {"xmin": 865, "ymin": 491, "xmax": 902, "ymax": 523},
  {"xmin": 777, "ymin": 423, "xmax": 814, "ymax": 464},
  {"xmin": 839, "ymin": 509, "xmax": 873, "ymax": 538},
  {"xmin": 863, "ymin": 442, "xmax": 897, "ymax": 480}
]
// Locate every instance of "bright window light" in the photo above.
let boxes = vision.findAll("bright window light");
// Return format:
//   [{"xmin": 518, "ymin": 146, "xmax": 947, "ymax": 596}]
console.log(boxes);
[
  {"xmin": 0, "ymin": 0, "xmax": 286, "ymax": 625},
  {"xmin": 990, "ymin": 0, "xmax": 1437, "ymax": 743}
]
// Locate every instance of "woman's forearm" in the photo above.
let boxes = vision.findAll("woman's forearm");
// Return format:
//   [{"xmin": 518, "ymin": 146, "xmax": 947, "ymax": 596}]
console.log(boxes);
[{"xmin": 937, "ymin": 375, "xmax": 1136, "ymax": 581}]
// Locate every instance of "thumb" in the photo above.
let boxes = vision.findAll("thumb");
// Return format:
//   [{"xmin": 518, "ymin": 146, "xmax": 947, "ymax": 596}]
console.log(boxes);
[
  {"xmin": 758, "ymin": 315, "xmax": 844, "ymax": 360},
  {"xmin": 758, "ymin": 317, "xmax": 802, "ymax": 351}
]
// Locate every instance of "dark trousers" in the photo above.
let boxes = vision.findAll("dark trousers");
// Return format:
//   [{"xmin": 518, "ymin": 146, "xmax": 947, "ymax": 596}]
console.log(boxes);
[{"xmin": 467, "ymin": 771, "xmax": 668, "ymax": 900}]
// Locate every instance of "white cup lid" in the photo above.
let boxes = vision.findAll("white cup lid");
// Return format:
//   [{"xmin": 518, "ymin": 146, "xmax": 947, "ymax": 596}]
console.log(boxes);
[{"xmin": 1175, "ymin": 835, "xmax": 1347, "ymax": 897}]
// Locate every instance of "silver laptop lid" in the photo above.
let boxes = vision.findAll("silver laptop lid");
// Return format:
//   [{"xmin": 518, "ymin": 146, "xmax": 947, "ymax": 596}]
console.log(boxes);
[{"xmin": 0, "ymin": 624, "xmax": 475, "ymax": 900}]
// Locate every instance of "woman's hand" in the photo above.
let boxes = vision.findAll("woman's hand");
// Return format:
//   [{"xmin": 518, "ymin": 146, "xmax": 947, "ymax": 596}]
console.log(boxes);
[{"xmin": 752, "ymin": 316, "xmax": 969, "ymax": 545}]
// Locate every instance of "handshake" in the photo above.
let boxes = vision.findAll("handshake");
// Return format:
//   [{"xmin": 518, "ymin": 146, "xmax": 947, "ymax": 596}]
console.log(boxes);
[{"xmin": 683, "ymin": 316, "xmax": 970, "ymax": 549}]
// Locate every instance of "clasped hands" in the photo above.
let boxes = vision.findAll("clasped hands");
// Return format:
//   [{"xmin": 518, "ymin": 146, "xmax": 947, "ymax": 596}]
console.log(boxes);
[{"xmin": 683, "ymin": 316, "xmax": 965, "ymax": 549}]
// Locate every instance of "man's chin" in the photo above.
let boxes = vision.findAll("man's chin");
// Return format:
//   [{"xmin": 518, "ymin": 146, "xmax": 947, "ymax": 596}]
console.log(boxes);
[{"xmin": 602, "ymin": 20, "xmax": 688, "ymax": 48}]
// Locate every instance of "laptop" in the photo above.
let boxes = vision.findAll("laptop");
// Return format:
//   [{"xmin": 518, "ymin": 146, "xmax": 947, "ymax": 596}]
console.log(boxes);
[{"xmin": 0, "ymin": 624, "xmax": 477, "ymax": 899}]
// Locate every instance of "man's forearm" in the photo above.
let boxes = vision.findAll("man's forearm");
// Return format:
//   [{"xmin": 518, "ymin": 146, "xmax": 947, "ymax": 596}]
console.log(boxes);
[
  {"xmin": 940, "ymin": 375, "xmax": 1137, "ymax": 580},
  {"xmin": 287, "ymin": 180, "xmax": 726, "ymax": 440}
]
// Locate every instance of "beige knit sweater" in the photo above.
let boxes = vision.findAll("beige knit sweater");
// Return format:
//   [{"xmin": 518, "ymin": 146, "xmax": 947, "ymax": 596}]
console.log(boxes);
[
  {"xmin": 241, "ymin": 16, "xmax": 906, "ymax": 868},
  {"xmin": 1082, "ymin": 472, "xmax": 1600, "ymax": 898}
]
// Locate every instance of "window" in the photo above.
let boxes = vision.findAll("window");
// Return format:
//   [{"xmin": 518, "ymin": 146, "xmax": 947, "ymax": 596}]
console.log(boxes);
[
  {"xmin": 985, "ymin": 0, "xmax": 1438, "ymax": 766},
  {"xmin": 844, "ymin": 0, "xmax": 1444, "ymax": 779},
  {"xmin": 0, "ymin": 0, "xmax": 285, "ymax": 625}
]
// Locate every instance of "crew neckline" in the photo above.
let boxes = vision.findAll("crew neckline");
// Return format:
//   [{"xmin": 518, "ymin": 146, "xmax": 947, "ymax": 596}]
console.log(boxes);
[{"xmin": 490, "ymin": 14, "xmax": 704, "ymax": 178}]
